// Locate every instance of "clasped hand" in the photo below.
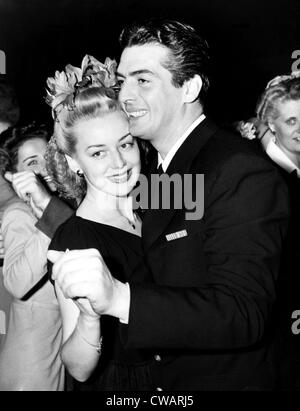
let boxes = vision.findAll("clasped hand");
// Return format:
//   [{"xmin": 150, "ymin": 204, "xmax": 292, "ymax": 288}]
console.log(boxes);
[
  {"xmin": 5, "ymin": 171, "xmax": 52, "ymax": 219},
  {"xmin": 47, "ymin": 248, "xmax": 118, "ymax": 318}
]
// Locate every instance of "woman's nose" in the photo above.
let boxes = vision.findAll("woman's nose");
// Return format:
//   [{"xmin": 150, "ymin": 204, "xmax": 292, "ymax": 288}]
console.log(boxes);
[
  {"xmin": 37, "ymin": 165, "xmax": 48, "ymax": 177},
  {"xmin": 112, "ymin": 151, "xmax": 126, "ymax": 168}
]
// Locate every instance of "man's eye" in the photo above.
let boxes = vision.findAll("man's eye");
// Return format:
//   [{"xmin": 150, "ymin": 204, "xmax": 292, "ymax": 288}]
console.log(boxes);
[
  {"xmin": 117, "ymin": 79, "xmax": 124, "ymax": 87},
  {"xmin": 138, "ymin": 78, "xmax": 149, "ymax": 85}
]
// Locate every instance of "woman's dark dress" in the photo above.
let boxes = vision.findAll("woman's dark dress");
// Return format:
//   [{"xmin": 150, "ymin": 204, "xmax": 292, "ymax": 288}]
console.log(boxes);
[{"xmin": 49, "ymin": 215, "xmax": 154, "ymax": 391}]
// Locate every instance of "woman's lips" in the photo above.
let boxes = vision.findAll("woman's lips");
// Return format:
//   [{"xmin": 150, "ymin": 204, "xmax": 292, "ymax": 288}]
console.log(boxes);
[{"xmin": 108, "ymin": 169, "xmax": 132, "ymax": 183}]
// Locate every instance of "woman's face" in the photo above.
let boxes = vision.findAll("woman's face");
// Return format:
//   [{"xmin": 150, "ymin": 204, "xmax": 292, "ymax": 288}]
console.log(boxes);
[
  {"xmin": 16, "ymin": 137, "xmax": 48, "ymax": 174},
  {"xmin": 269, "ymin": 99, "xmax": 300, "ymax": 157},
  {"xmin": 71, "ymin": 110, "xmax": 141, "ymax": 197},
  {"xmin": 16, "ymin": 137, "xmax": 56, "ymax": 191}
]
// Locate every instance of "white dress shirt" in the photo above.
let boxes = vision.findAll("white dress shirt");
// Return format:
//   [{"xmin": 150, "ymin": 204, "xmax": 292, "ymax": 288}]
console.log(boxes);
[
  {"xmin": 157, "ymin": 114, "xmax": 206, "ymax": 172},
  {"xmin": 266, "ymin": 138, "xmax": 300, "ymax": 178}
]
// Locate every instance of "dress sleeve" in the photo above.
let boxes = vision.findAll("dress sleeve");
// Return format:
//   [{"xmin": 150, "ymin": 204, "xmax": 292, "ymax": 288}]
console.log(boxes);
[
  {"xmin": 2, "ymin": 201, "xmax": 51, "ymax": 299},
  {"xmin": 47, "ymin": 217, "xmax": 108, "ymax": 284},
  {"xmin": 35, "ymin": 196, "xmax": 74, "ymax": 239}
]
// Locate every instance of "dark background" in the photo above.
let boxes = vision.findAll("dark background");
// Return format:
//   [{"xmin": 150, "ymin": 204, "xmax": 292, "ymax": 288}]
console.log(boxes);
[{"xmin": 0, "ymin": 0, "xmax": 300, "ymax": 126}]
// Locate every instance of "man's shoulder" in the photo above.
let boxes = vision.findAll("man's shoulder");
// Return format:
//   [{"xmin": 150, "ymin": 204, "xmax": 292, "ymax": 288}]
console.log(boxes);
[{"xmin": 196, "ymin": 125, "xmax": 274, "ymax": 170}]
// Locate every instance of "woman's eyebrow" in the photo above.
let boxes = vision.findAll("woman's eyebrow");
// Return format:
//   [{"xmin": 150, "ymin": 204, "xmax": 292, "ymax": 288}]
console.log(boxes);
[
  {"xmin": 119, "ymin": 132, "xmax": 131, "ymax": 141},
  {"xmin": 23, "ymin": 154, "xmax": 38, "ymax": 163}
]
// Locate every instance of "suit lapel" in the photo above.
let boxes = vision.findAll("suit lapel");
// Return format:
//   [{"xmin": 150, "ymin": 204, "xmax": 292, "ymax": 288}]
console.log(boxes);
[{"xmin": 142, "ymin": 117, "xmax": 218, "ymax": 250}]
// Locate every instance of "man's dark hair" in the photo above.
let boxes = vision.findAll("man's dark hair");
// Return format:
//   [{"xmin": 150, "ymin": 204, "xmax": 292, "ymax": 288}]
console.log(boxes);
[
  {"xmin": 0, "ymin": 75, "xmax": 20, "ymax": 127},
  {"xmin": 119, "ymin": 19, "xmax": 210, "ymax": 102}
]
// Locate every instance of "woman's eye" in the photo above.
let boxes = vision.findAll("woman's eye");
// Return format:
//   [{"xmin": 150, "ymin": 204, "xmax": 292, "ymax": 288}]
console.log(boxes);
[
  {"xmin": 27, "ymin": 160, "xmax": 38, "ymax": 167},
  {"xmin": 120, "ymin": 142, "xmax": 133, "ymax": 150},
  {"xmin": 92, "ymin": 151, "xmax": 106, "ymax": 158},
  {"xmin": 286, "ymin": 118, "xmax": 297, "ymax": 126},
  {"xmin": 117, "ymin": 79, "xmax": 124, "ymax": 87}
]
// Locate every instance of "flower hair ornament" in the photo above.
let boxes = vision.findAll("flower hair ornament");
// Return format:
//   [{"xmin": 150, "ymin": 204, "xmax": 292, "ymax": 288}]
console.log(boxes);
[
  {"xmin": 237, "ymin": 120, "xmax": 258, "ymax": 140},
  {"xmin": 45, "ymin": 55, "xmax": 118, "ymax": 119},
  {"xmin": 266, "ymin": 70, "xmax": 300, "ymax": 89}
]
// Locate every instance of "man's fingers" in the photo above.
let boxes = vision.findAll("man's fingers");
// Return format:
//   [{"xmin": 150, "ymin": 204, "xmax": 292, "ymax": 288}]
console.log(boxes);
[
  {"xmin": 56, "ymin": 266, "xmax": 102, "ymax": 291},
  {"xmin": 49, "ymin": 248, "xmax": 101, "ymax": 280},
  {"xmin": 62, "ymin": 282, "xmax": 97, "ymax": 300}
]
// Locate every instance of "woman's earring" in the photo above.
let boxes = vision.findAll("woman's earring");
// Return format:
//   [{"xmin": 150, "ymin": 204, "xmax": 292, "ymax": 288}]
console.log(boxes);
[{"xmin": 76, "ymin": 170, "xmax": 83, "ymax": 177}]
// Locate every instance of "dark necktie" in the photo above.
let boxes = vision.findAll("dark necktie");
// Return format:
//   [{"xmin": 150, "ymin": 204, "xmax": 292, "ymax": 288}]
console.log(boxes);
[{"xmin": 157, "ymin": 164, "xmax": 164, "ymax": 176}]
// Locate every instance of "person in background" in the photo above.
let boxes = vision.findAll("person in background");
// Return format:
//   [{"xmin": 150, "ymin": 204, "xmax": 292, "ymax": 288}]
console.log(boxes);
[
  {"xmin": 48, "ymin": 20, "xmax": 290, "ymax": 391},
  {"xmin": 0, "ymin": 76, "xmax": 20, "ymax": 216},
  {"xmin": 0, "ymin": 123, "xmax": 64, "ymax": 391},
  {"xmin": 0, "ymin": 75, "xmax": 20, "ymax": 349},
  {"xmin": 239, "ymin": 71, "xmax": 300, "ymax": 390}
]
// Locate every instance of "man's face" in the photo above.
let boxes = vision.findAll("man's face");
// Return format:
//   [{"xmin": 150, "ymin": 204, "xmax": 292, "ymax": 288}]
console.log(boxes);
[{"xmin": 117, "ymin": 44, "xmax": 185, "ymax": 144}]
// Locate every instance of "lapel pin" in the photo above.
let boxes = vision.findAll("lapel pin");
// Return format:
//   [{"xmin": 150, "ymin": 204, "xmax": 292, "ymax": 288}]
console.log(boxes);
[{"xmin": 166, "ymin": 229, "xmax": 188, "ymax": 241}]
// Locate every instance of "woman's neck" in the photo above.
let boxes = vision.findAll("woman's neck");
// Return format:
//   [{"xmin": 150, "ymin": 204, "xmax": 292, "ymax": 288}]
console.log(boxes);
[
  {"xmin": 276, "ymin": 141, "xmax": 300, "ymax": 168},
  {"xmin": 77, "ymin": 185, "xmax": 134, "ymax": 224}
]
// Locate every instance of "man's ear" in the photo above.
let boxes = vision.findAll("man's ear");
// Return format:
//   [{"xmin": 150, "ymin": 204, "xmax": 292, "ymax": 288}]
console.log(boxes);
[
  {"xmin": 65, "ymin": 154, "xmax": 82, "ymax": 174},
  {"xmin": 183, "ymin": 75, "xmax": 203, "ymax": 104}
]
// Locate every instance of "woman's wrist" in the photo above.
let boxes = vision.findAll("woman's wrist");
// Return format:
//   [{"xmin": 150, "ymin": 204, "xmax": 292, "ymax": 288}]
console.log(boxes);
[
  {"xmin": 78, "ymin": 311, "xmax": 101, "ymax": 326},
  {"xmin": 76, "ymin": 314, "xmax": 102, "ymax": 354}
]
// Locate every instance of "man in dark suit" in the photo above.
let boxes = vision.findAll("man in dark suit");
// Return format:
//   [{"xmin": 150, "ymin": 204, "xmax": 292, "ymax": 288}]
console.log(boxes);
[{"xmin": 49, "ymin": 20, "xmax": 290, "ymax": 390}]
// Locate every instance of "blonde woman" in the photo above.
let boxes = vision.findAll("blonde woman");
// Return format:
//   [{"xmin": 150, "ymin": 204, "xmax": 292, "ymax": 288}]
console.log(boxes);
[{"xmin": 46, "ymin": 56, "xmax": 153, "ymax": 391}]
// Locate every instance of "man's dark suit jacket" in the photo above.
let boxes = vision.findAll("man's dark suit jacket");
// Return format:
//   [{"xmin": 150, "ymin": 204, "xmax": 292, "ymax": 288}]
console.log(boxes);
[
  {"xmin": 270, "ymin": 166, "xmax": 300, "ymax": 389},
  {"xmin": 122, "ymin": 118, "xmax": 290, "ymax": 390}
]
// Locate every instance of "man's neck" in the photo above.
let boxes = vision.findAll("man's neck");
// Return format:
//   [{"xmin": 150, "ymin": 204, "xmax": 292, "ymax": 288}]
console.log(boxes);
[{"xmin": 154, "ymin": 105, "xmax": 204, "ymax": 159}]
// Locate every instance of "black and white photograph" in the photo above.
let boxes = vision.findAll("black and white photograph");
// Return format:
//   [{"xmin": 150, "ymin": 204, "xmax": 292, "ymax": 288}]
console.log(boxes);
[{"xmin": 0, "ymin": 0, "xmax": 300, "ymax": 395}]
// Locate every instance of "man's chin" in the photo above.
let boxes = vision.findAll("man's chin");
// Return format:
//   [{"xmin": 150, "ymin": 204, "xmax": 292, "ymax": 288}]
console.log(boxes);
[{"xmin": 129, "ymin": 126, "xmax": 150, "ymax": 140}]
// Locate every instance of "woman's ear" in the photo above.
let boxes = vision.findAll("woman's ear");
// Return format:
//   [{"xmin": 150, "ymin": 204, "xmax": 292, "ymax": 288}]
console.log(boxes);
[
  {"xmin": 267, "ymin": 121, "xmax": 276, "ymax": 134},
  {"xmin": 65, "ymin": 154, "xmax": 82, "ymax": 174},
  {"xmin": 183, "ymin": 75, "xmax": 203, "ymax": 104}
]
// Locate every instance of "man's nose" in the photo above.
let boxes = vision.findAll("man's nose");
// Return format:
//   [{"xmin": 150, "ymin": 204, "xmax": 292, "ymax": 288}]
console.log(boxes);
[{"xmin": 119, "ymin": 81, "xmax": 137, "ymax": 105}]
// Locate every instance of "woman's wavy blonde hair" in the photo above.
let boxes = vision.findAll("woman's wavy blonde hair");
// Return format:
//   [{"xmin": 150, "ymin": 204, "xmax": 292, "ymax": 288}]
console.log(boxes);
[{"xmin": 45, "ymin": 86, "xmax": 122, "ymax": 204}]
